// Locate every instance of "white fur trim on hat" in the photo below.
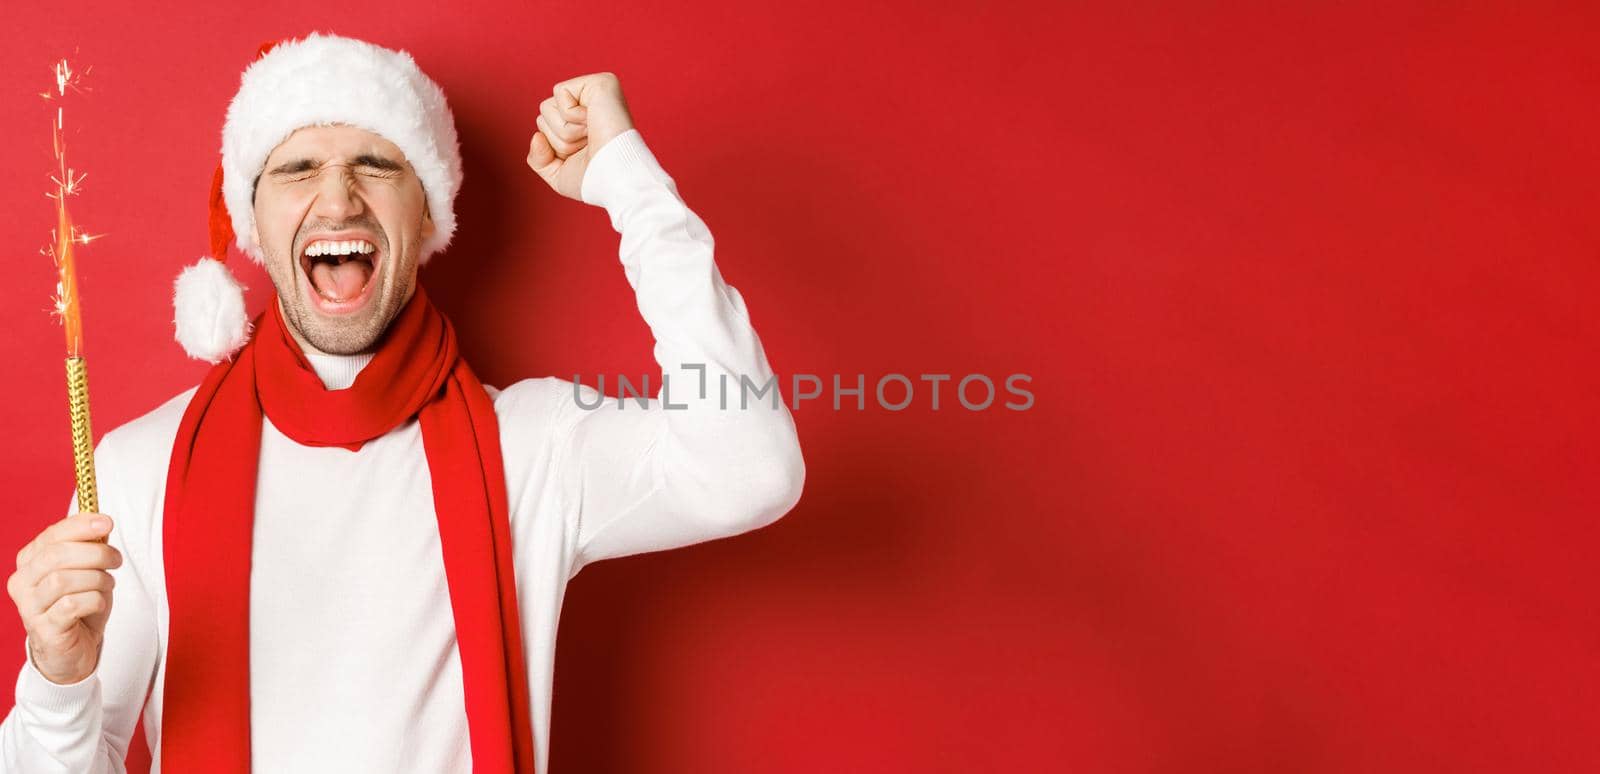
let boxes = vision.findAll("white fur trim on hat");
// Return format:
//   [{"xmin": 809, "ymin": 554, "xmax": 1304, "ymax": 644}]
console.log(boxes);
[
  {"xmin": 221, "ymin": 31, "xmax": 462, "ymax": 265},
  {"xmin": 173, "ymin": 257, "xmax": 251, "ymax": 363}
]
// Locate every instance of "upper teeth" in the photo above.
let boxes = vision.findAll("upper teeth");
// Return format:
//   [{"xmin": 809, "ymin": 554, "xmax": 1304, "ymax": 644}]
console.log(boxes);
[{"xmin": 305, "ymin": 239, "xmax": 376, "ymax": 257}]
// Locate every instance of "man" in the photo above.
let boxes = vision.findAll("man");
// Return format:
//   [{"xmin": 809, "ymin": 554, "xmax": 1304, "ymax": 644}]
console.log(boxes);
[{"xmin": 0, "ymin": 32, "xmax": 804, "ymax": 773}]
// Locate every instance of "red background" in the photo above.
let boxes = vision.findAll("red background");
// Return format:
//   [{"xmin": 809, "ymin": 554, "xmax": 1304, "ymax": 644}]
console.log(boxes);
[{"xmin": 2, "ymin": 2, "xmax": 1595, "ymax": 772}]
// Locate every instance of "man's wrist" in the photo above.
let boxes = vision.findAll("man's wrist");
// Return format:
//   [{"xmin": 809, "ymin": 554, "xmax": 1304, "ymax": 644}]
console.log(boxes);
[
  {"xmin": 580, "ymin": 128, "xmax": 674, "ymax": 210},
  {"xmin": 17, "ymin": 637, "xmax": 99, "ymax": 717},
  {"xmin": 24, "ymin": 635, "xmax": 97, "ymax": 688}
]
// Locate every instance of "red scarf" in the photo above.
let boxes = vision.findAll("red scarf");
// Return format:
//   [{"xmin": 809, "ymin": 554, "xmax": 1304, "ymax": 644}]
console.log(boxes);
[{"xmin": 159, "ymin": 287, "xmax": 536, "ymax": 772}]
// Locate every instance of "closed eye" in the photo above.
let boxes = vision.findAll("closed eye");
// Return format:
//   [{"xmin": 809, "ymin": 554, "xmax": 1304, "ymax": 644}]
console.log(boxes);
[{"xmin": 268, "ymin": 154, "xmax": 408, "ymax": 182}]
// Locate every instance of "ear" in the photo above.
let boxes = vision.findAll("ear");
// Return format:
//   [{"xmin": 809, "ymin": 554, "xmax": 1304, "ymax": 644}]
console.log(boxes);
[{"xmin": 421, "ymin": 202, "xmax": 436, "ymax": 240}]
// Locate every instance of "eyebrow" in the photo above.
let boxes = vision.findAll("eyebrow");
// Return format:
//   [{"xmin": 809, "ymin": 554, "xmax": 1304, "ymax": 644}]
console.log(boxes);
[{"xmin": 266, "ymin": 153, "xmax": 407, "ymax": 176}]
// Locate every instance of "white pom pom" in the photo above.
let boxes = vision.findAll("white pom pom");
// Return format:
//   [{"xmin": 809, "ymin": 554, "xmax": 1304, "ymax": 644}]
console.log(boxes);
[{"xmin": 172, "ymin": 257, "xmax": 251, "ymax": 363}]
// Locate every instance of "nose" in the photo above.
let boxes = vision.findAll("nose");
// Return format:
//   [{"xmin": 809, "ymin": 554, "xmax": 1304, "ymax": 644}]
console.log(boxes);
[{"xmin": 309, "ymin": 164, "xmax": 366, "ymax": 221}]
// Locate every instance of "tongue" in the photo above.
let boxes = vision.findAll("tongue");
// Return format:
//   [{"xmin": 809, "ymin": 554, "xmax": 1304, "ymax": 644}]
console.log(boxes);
[{"xmin": 310, "ymin": 260, "xmax": 372, "ymax": 301}]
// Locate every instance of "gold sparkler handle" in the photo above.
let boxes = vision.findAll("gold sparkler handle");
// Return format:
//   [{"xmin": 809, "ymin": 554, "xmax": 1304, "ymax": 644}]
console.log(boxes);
[{"xmin": 65, "ymin": 356, "xmax": 98, "ymax": 514}]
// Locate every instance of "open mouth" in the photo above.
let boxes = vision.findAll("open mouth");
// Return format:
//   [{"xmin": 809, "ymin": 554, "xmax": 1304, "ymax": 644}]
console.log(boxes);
[{"xmin": 299, "ymin": 236, "xmax": 381, "ymax": 313}]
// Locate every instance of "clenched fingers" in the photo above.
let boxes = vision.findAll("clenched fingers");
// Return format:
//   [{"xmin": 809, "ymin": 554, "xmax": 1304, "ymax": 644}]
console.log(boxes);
[
  {"xmin": 555, "ymin": 87, "xmax": 587, "ymax": 123},
  {"xmin": 535, "ymin": 114, "xmax": 586, "ymax": 158},
  {"xmin": 11, "ymin": 540, "xmax": 122, "ymax": 594},
  {"xmin": 16, "ymin": 513, "xmax": 113, "ymax": 569},
  {"xmin": 16, "ymin": 568, "xmax": 116, "ymax": 619},
  {"xmin": 539, "ymin": 95, "xmax": 587, "ymax": 144},
  {"xmin": 39, "ymin": 589, "xmax": 111, "ymax": 633},
  {"xmin": 552, "ymin": 72, "xmax": 620, "ymax": 109}
]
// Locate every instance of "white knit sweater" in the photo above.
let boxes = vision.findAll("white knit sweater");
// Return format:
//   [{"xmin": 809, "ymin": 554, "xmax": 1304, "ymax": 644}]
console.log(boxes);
[{"xmin": 0, "ymin": 128, "xmax": 805, "ymax": 774}]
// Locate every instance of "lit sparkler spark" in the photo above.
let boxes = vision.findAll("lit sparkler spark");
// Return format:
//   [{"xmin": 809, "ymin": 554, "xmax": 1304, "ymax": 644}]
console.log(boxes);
[
  {"xmin": 40, "ymin": 59, "xmax": 91, "ymax": 100},
  {"xmin": 41, "ymin": 58, "xmax": 102, "ymax": 357}
]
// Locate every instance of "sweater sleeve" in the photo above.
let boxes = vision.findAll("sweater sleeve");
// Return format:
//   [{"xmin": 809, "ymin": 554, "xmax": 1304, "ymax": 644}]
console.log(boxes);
[
  {"xmin": 0, "ymin": 436, "xmax": 161, "ymax": 773},
  {"xmin": 551, "ymin": 128, "xmax": 806, "ymax": 573}
]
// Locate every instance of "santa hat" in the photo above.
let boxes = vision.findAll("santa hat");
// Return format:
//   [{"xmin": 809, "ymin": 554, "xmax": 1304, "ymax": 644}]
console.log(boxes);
[{"xmin": 174, "ymin": 32, "xmax": 463, "ymax": 362}]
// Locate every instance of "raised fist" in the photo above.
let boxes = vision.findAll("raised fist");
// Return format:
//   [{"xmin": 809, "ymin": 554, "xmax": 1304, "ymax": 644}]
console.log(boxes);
[{"xmin": 526, "ymin": 72, "xmax": 637, "ymax": 201}]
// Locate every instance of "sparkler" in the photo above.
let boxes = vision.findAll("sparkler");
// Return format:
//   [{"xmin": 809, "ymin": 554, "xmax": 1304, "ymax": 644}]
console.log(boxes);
[{"xmin": 42, "ymin": 59, "xmax": 105, "ymax": 516}]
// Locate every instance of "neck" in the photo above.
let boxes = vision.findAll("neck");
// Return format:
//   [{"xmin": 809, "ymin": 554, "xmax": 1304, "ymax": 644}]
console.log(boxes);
[
  {"xmin": 274, "ymin": 297, "xmax": 376, "ymax": 390},
  {"xmin": 303, "ymin": 350, "xmax": 374, "ymax": 390}
]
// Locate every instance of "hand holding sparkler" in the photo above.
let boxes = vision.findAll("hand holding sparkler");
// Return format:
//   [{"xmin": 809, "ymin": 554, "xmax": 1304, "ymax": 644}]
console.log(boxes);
[
  {"xmin": 5, "ymin": 58, "xmax": 124, "ymax": 686},
  {"xmin": 6, "ymin": 513, "xmax": 123, "ymax": 685}
]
